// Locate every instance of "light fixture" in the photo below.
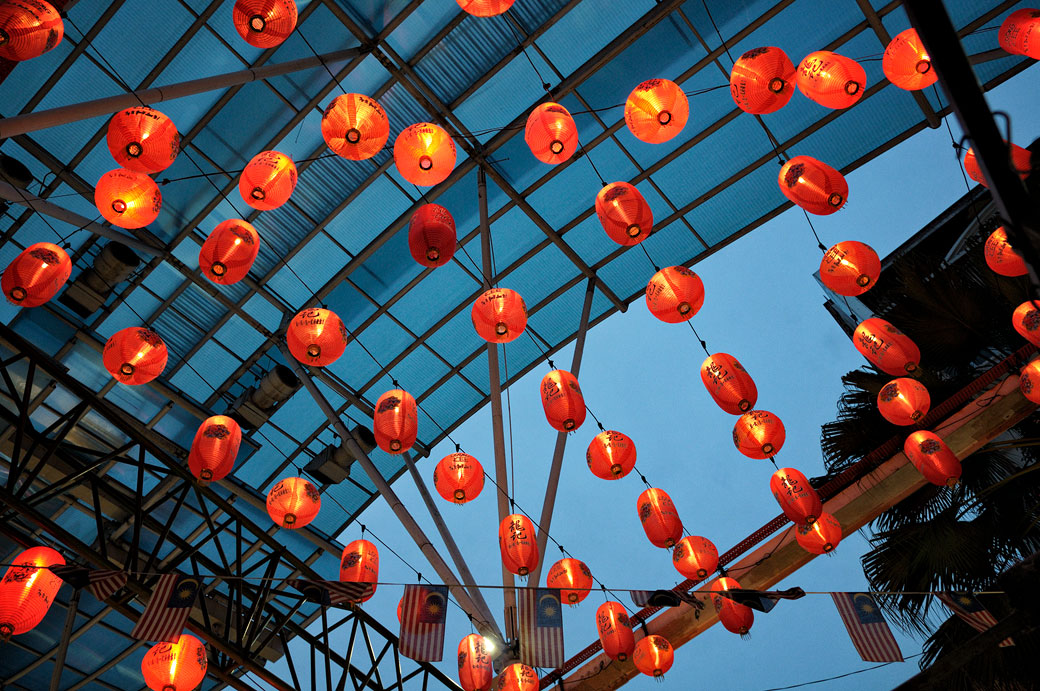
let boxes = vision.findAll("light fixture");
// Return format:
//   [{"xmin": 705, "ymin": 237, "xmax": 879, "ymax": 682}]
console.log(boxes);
[
  {"xmin": 59, "ymin": 241, "xmax": 140, "ymax": 317},
  {"xmin": 303, "ymin": 425, "xmax": 376, "ymax": 484},
  {"xmin": 226, "ymin": 365, "xmax": 300, "ymax": 429}
]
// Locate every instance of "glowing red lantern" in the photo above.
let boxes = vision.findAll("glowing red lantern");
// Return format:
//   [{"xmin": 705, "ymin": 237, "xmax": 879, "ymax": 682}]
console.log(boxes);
[
  {"xmin": 199, "ymin": 219, "xmax": 260, "ymax": 285},
  {"xmin": 524, "ymin": 103, "xmax": 578, "ymax": 164},
  {"xmin": 633, "ymin": 635, "xmax": 673, "ymax": 678},
  {"xmin": 266, "ymin": 476, "xmax": 320, "ymax": 529},
  {"xmin": 373, "ymin": 388, "xmax": 418, "ymax": 453},
  {"xmin": 394, "ymin": 122, "xmax": 456, "ymax": 187},
  {"xmin": 1020, "ymin": 358, "xmax": 1040, "ymax": 404},
  {"xmin": 540, "ymin": 369, "xmax": 586, "ymax": 432},
  {"xmin": 456, "ymin": 0, "xmax": 513, "ymax": 17},
  {"xmin": 595, "ymin": 182, "xmax": 653, "ymax": 245},
  {"xmin": 903, "ymin": 430, "xmax": 961, "ymax": 487},
  {"xmin": 711, "ymin": 576, "xmax": 753, "ymax": 635},
  {"xmin": 546, "ymin": 558, "xmax": 593, "ymax": 605},
  {"xmin": 95, "ymin": 169, "xmax": 161, "ymax": 229},
  {"xmin": 239, "ymin": 150, "xmax": 296, "ymax": 211},
  {"xmin": 321, "ymin": 93, "xmax": 389, "ymax": 161},
  {"xmin": 646, "ymin": 266, "xmax": 704, "ymax": 323},
  {"xmin": 286, "ymin": 308, "xmax": 348, "ymax": 367},
  {"xmin": 733, "ymin": 410, "xmax": 786, "ymax": 459},
  {"xmin": 497, "ymin": 663, "xmax": 537, "ymax": 691},
  {"xmin": 434, "ymin": 452, "xmax": 484, "ymax": 504},
  {"xmin": 729, "ymin": 46, "xmax": 796, "ymax": 115},
  {"xmin": 499, "ymin": 514, "xmax": 538, "ymax": 577},
  {"xmin": 882, "ymin": 29, "xmax": 936, "ymax": 91},
  {"xmin": 999, "ymin": 8, "xmax": 1040, "ymax": 59},
  {"xmin": 232, "ymin": 0, "xmax": 297, "ymax": 48},
  {"xmin": 878, "ymin": 378, "xmax": 930, "ymax": 426},
  {"xmin": 984, "ymin": 227, "xmax": 1027, "ymax": 277},
  {"xmin": 2, "ymin": 242, "xmax": 71, "ymax": 308},
  {"xmin": 0, "ymin": 546, "xmax": 64, "ymax": 640},
  {"xmin": 795, "ymin": 512, "xmax": 842, "ymax": 554},
  {"xmin": 771, "ymin": 467, "xmax": 822, "ymax": 526},
  {"xmin": 963, "ymin": 144, "xmax": 1032, "ymax": 188},
  {"xmin": 624, "ymin": 79, "xmax": 689, "ymax": 144},
  {"xmin": 471, "ymin": 288, "xmax": 527, "ymax": 343},
  {"xmin": 141, "ymin": 634, "xmax": 207, "ymax": 691},
  {"xmin": 778, "ymin": 155, "xmax": 847, "ymax": 215},
  {"xmin": 853, "ymin": 317, "xmax": 920, "ymax": 376},
  {"xmin": 700, "ymin": 352, "xmax": 757, "ymax": 415},
  {"xmin": 796, "ymin": 51, "xmax": 866, "ymax": 109},
  {"xmin": 106, "ymin": 107, "xmax": 179, "ymax": 174},
  {"xmin": 671, "ymin": 535, "xmax": 718, "ymax": 581},
  {"xmin": 188, "ymin": 415, "xmax": 241, "ymax": 484},
  {"xmin": 0, "ymin": 0, "xmax": 62, "ymax": 61},
  {"xmin": 596, "ymin": 601, "xmax": 635, "ymax": 662},
  {"xmin": 1014, "ymin": 301, "xmax": 1040, "ymax": 346},
  {"xmin": 339, "ymin": 539, "xmax": 378, "ymax": 603},
  {"xmin": 408, "ymin": 203, "xmax": 456, "ymax": 268},
  {"xmin": 458, "ymin": 634, "xmax": 493, "ymax": 691},
  {"xmin": 637, "ymin": 487, "xmax": 683, "ymax": 548},
  {"xmin": 586, "ymin": 429, "xmax": 636, "ymax": 480},
  {"xmin": 103, "ymin": 327, "xmax": 168, "ymax": 385},
  {"xmin": 820, "ymin": 241, "xmax": 881, "ymax": 296}
]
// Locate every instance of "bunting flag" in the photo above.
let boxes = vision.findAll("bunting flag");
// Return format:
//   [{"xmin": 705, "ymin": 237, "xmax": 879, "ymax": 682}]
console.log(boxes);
[
  {"xmin": 719, "ymin": 587, "xmax": 806, "ymax": 613},
  {"xmin": 47, "ymin": 565, "xmax": 128, "ymax": 601},
  {"xmin": 519, "ymin": 587, "xmax": 565, "ymax": 669},
  {"xmin": 630, "ymin": 589, "xmax": 681, "ymax": 608},
  {"xmin": 399, "ymin": 585, "xmax": 448, "ymax": 662},
  {"xmin": 831, "ymin": 592, "xmax": 904, "ymax": 663},
  {"xmin": 937, "ymin": 592, "xmax": 1014, "ymax": 647},
  {"xmin": 130, "ymin": 573, "xmax": 201, "ymax": 643},
  {"xmin": 285, "ymin": 579, "xmax": 375, "ymax": 606}
]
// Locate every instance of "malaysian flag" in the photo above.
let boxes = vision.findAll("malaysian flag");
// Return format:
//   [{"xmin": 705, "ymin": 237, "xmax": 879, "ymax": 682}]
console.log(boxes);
[
  {"xmin": 519, "ymin": 587, "xmax": 564, "ymax": 669},
  {"xmin": 130, "ymin": 574, "xmax": 200, "ymax": 643},
  {"xmin": 48, "ymin": 565, "xmax": 128, "ymax": 601},
  {"xmin": 399, "ymin": 585, "xmax": 448, "ymax": 662},
  {"xmin": 937, "ymin": 592, "xmax": 1014, "ymax": 647},
  {"xmin": 285, "ymin": 579, "xmax": 375, "ymax": 606},
  {"xmin": 831, "ymin": 592, "xmax": 904, "ymax": 662}
]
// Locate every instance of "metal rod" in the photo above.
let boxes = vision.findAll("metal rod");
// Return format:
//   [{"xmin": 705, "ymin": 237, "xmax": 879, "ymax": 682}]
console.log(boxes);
[{"xmin": 49, "ymin": 589, "xmax": 81, "ymax": 691}]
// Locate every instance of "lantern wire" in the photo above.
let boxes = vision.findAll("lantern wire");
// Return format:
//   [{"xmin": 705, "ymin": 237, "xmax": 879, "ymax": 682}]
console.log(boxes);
[
  {"xmin": 800, "ymin": 209, "xmax": 829, "ymax": 253},
  {"xmin": 757, "ymin": 653, "xmax": 923, "ymax": 691},
  {"xmin": 638, "ymin": 243, "xmax": 661, "ymax": 273},
  {"xmin": 686, "ymin": 322, "xmax": 711, "ymax": 358},
  {"xmin": 502, "ymin": 343, "xmax": 517, "ymax": 509},
  {"xmin": 502, "ymin": 10, "xmax": 553, "ymax": 96},
  {"xmin": 699, "ymin": 0, "xmax": 736, "ymax": 68},
  {"xmin": 297, "ymin": 28, "xmax": 349, "ymax": 96}
]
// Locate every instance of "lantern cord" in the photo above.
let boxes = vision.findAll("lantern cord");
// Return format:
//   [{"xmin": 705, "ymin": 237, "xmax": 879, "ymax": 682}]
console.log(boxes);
[
  {"xmin": 699, "ymin": 0, "xmax": 736, "ymax": 67},
  {"xmin": 769, "ymin": 456, "xmax": 779, "ymax": 470},
  {"xmin": 502, "ymin": 339, "xmax": 517, "ymax": 508},
  {"xmin": 1, "ymin": 177, "xmax": 97, "ymax": 246},
  {"xmin": 638, "ymin": 243, "xmax": 661, "ymax": 273},
  {"xmin": 297, "ymin": 29, "xmax": 348, "ymax": 96},
  {"xmin": 757, "ymin": 653, "xmax": 923, "ymax": 691},
  {"xmin": 722, "ymin": 526, "xmax": 794, "ymax": 576},
  {"xmin": 686, "ymin": 322, "xmax": 711, "ymax": 358},
  {"xmin": 502, "ymin": 11, "xmax": 553, "ymax": 96},
  {"xmin": 584, "ymin": 404, "xmax": 606, "ymax": 433},
  {"xmin": 801, "ymin": 210, "xmax": 828, "ymax": 253},
  {"xmin": 577, "ymin": 137, "xmax": 608, "ymax": 187}
]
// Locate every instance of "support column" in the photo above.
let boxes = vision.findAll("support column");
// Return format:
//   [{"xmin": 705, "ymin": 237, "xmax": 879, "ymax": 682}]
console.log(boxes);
[{"xmin": 49, "ymin": 589, "xmax": 81, "ymax": 691}]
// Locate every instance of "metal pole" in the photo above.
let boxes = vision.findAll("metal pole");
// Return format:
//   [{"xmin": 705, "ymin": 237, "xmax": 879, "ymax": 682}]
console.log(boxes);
[
  {"xmin": 49, "ymin": 588, "xmax": 81, "ymax": 691},
  {"xmin": 0, "ymin": 47, "xmax": 366, "ymax": 138}
]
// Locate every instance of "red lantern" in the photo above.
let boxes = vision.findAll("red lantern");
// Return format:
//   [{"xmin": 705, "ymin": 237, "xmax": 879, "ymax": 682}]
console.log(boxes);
[
  {"xmin": 546, "ymin": 558, "xmax": 593, "ymax": 605},
  {"xmin": 733, "ymin": 410, "xmax": 786, "ymax": 459},
  {"xmin": 903, "ymin": 431, "xmax": 962, "ymax": 487},
  {"xmin": 770, "ymin": 467, "xmax": 822, "ymax": 526},
  {"xmin": 239, "ymin": 150, "xmax": 297, "ymax": 211},
  {"xmin": 586, "ymin": 429, "xmax": 636, "ymax": 480},
  {"xmin": 232, "ymin": 0, "xmax": 297, "ymax": 48},
  {"xmin": 434, "ymin": 452, "xmax": 484, "ymax": 504},
  {"xmin": 878, "ymin": 378, "xmax": 930, "ymax": 426},
  {"xmin": 339, "ymin": 539, "xmax": 379, "ymax": 603},
  {"xmin": 819, "ymin": 241, "xmax": 881, "ymax": 296},
  {"xmin": 0, "ymin": 0, "xmax": 62, "ymax": 61},
  {"xmin": 595, "ymin": 182, "xmax": 653, "ymax": 245},
  {"xmin": 141, "ymin": 634, "xmax": 208, "ymax": 691},
  {"xmin": 321, "ymin": 93, "xmax": 389, "ymax": 161},
  {"xmin": 671, "ymin": 535, "xmax": 718, "ymax": 581},
  {"xmin": 199, "ymin": 219, "xmax": 260, "ymax": 285},
  {"xmin": 1021, "ymin": 358, "xmax": 1040, "ymax": 404},
  {"xmin": 2, "ymin": 242, "xmax": 71, "ymax": 307},
  {"xmin": 633, "ymin": 635, "xmax": 673, "ymax": 678},
  {"xmin": 103, "ymin": 327, "xmax": 168, "ymax": 385},
  {"xmin": 188, "ymin": 415, "xmax": 241, "ymax": 484},
  {"xmin": 596, "ymin": 601, "xmax": 635, "ymax": 662},
  {"xmin": 795, "ymin": 512, "xmax": 842, "ymax": 554},
  {"xmin": 524, "ymin": 103, "xmax": 578, "ymax": 164},
  {"xmin": 408, "ymin": 203, "xmax": 456, "ymax": 268},
  {"xmin": 95, "ymin": 169, "xmax": 162, "ymax": 229},
  {"xmin": 999, "ymin": 8, "xmax": 1040, "ymax": 59},
  {"xmin": 882, "ymin": 29, "xmax": 936, "ymax": 91},
  {"xmin": 711, "ymin": 576, "xmax": 753, "ymax": 635},
  {"xmin": 963, "ymin": 144, "xmax": 1032, "ymax": 188},
  {"xmin": 106, "ymin": 107, "xmax": 179, "ymax": 174},
  {"xmin": 499, "ymin": 514, "xmax": 538, "ymax": 577},
  {"xmin": 471, "ymin": 288, "xmax": 527, "ymax": 343},
  {"xmin": 266, "ymin": 476, "xmax": 320, "ymax": 529},
  {"xmin": 700, "ymin": 352, "xmax": 758, "ymax": 415},
  {"xmin": 497, "ymin": 663, "xmax": 537, "ymax": 691},
  {"xmin": 796, "ymin": 51, "xmax": 866, "ymax": 109},
  {"xmin": 853, "ymin": 317, "xmax": 920, "ymax": 376},
  {"xmin": 456, "ymin": 0, "xmax": 513, "ymax": 17},
  {"xmin": 0, "ymin": 546, "xmax": 64, "ymax": 640},
  {"xmin": 394, "ymin": 122, "xmax": 456, "ymax": 187},
  {"xmin": 646, "ymin": 266, "xmax": 704, "ymax": 323},
  {"xmin": 373, "ymin": 388, "xmax": 418, "ymax": 454},
  {"xmin": 540, "ymin": 369, "xmax": 586, "ymax": 432},
  {"xmin": 778, "ymin": 155, "xmax": 847, "ymax": 215},
  {"xmin": 458, "ymin": 634, "xmax": 493, "ymax": 691},
  {"xmin": 286, "ymin": 307, "xmax": 348, "ymax": 367},
  {"xmin": 637, "ymin": 487, "xmax": 683, "ymax": 548},
  {"xmin": 984, "ymin": 227, "xmax": 1027, "ymax": 277},
  {"xmin": 624, "ymin": 79, "xmax": 689, "ymax": 144},
  {"xmin": 1013, "ymin": 300, "xmax": 1040, "ymax": 346},
  {"xmin": 729, "ymin": 46, "xmax": 796, "ymax": 114}
]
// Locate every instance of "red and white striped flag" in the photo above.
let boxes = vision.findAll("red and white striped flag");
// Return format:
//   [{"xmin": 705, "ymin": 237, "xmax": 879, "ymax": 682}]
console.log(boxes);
[
  {"xmin": 48, "ymin": 566, "xmax": 128, "ymax": 601},
  {"xmin": 399, "ymin": 585, "xmax": 448, "ymax": 662},
  {"xmin": 519, "ymin": 587, "xmax": 564, "ymax": 669},
  {"xmin": 937, "ymin": 592, "xmax": 1014, "ymax": 647},
  {"xmin": 831, "ymin": 592, "xmax": 904, "ymax": 663},
  {"xmin": 130, "ymin": 574, "xmax": 200, "ymax": 643}
]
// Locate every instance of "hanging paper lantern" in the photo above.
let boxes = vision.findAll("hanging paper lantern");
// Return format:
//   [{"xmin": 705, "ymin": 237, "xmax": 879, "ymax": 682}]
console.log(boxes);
[
  {"xmin": 999, "ymin": 8, "xmax": 1040, "ymax": 59},
  {"xmin": 963, "ymin": 144, "xmax": 1032, "ymax": 188},
  {"xmin": 853, "ymin": 317, "xmax": 921, "ymax": 376},
  {"xmin": 671, "ymin": 535, "xmax": 718, "ymax": 581},
  {"xmin": 373, "ymin": 388, "xmax": 418, "ymax": 453},
  {"xmin": 0, "ymin": 546, "xmax": 64, "ymax": 639},
  {"xmin": 238, "ymin": 150, "xmax": 297, "ymax": 211},
  {"xmin": 321, "ymin": 93, "xmax": 389, "ymax": 161},
  {"xmin": 0, "ymin": 0, "xmax": 63, "ymax": 61},
  {"xmin": 646, "ymin": 266, "xmax": 704, "ymax": 323},
  {"xmin": 546, "ymin": 558, "xmax": 593, "ymax": 605},
  {"xmin": 770, "ymin": 467, "xmax": 822, "ymax": 526},
  {"xmin": 2, "ymin": 242, "xmax": 71, "ymax": 308},
  {"xmin": 878, "ymin": 378, "xmax": 931, "ymax": 426},
  {"xmin": 733, "ymin": 410, "xmax": 786, "ymax": 460},
  {"xmin": 394, "ymin": 122, "xmax": 456, "ymax": 187},
  {"xmin": 795, "ymin": 512, "xmax": 842, "ymax": 554},
  {"xmin": 595, "ymin": 182, "xmax": 653, "ymax": 246},
  {"xmin": 199, "ymin": 219, "xmax": 260, "ymax": 285},
  {"xmin": 596, "ymin": 601, "xmax": 635, "ymax": 662},
  {"xmin": 286, "ymin": 307, "xmax": 348, "ymax": 367},
  {"xmin": 499, "ymin": 514, "xmax": 538, "ymax": 577},
  {"xmin": 339, "ymin": 539, "xmax": 379, "ymax": 603},
  {"xmin": 497, "ymin": 663, "xmax": 538, "ymax": 691},
  {"xmin": 882, "ymin": 29, "xmax": 936, "ymax": 91},
  {"xmin": 266, "ymin": 476, "xmax": 320, "ymax": 529},
  {"xmin": 1013, "ymin": 301, "xmax": 1040, "ymax": 346},
  {"xmin": 624, "ymin": 79, "xmax": 689, "ymax": 144},
  {"xmin": 984, "ymin": 227, "xmax": 1028, "ymax": 277},
  {"xmin": 700, "ymin": 353, "xmax": 758, "ymax": 415},
  {"xmin": 903, "ymin": 430, "xmax": 962, "ymax": 487},
  {"xmin": 729, "ymin": 46, "xmax": 796, "ymax": 114},
  {"xmin": 456, "ymin": 0, "xmax": 513, "ymax": 17},
  {"xmin": 471, "ymin": 288, "xmax": 527, "ymax": 343},
  {"xmin": 637, "ymin": 487, "xmax": 683, "ymax": 548},
  {"xmin": 796, "ymin": 51, "xmax": 866, "ymax": 109},
  {"xmin": 433, "ymin": 452, "xmax": 484, "ymax": 504},
  {"xmin": 95, "ymin": 169, "xmax": 162, "ymax": 229},
  {"xmin": 711, "ymin": 576, "xmax": 753, "ymax": 635},
  {"xmin": 819, "ymin": 241, "xmax": 881, "ymax": 296},
  {"xmin": 1019, "ymin": 358, "xmax": 1040, "ymax": 404},
  {"xmin": 778, "ymin": 155, "xmax": 847, "ymax": 215},
  {"xmin": 232, "ymin": 0, "xmax": 297, "ymax": 48},
  {"xmin": 141, "ymin": 634, "xmax": 208, "ymax": 691},
  {"xmin": 524, "ymin": 103, "xmax": 578, "ymax": 165},
  {"xmin": 408, "ymin": 203, "xmax": 456, "ymax": 268},
  {"xmin": 586, "ymin": 429, "xmax": 637, "ymax": 480},
  {"xmin": 103, "ymin": 327, "xmax": 168, "ymax": 385},
  {"xmin": 458, "ymin": 633, "xmax": 493, "ymax": 691},
  {"xmin": 188, "ymin": 415, "xmax": 242, "ymax": 484},
  {"xmin": 633, "ymin": 635, "xmax": 673, "ymax": 678},
  {"xmin": 106, "ymin": 107, "xmax": 179, "ymax": 174},
  {"xmin": 540, "ymin": 369, "xmax": 586, "ymax": 432}
]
